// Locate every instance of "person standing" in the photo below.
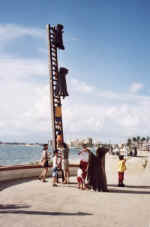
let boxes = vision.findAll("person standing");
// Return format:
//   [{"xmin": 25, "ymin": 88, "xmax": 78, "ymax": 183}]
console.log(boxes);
[
  {"xmin": 61, "ymin": 142, "xmax": 70, "ymax": 184},
  {"xmin": 52, "ymin": 150, "xmax": 58, "ymax": 187},
  {"xmin": 133, "ymin": 146, "xmax": 137, "ymax": 157},
  {"xmin": 77, "ymin": 164, "xmax": 84, "ymax": 190},
  {"xmin": 56, "ymin": 150, "xmax": 65, "ymax": 183},
  {"xmin": 39, "ymin": 144, "xmax": 49, "ymax": 182},
  {"xmin": 118, "ymin": 155, "xmax": 126, "ymax": 187},
  {"xmin": 78, "ymin": 144, "xmax": 90, "ymax": 188}
]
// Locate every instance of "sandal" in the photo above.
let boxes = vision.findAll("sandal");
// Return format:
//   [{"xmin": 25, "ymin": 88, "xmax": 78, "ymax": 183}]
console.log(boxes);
[{"xmin": 42, "ymin": 180, "xmax": 47, "ymax": 182}]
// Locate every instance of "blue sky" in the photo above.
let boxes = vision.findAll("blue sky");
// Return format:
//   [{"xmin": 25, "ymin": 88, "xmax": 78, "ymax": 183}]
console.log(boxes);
[{"xmin": 0, "ymin": 0, "xmax": 150, "ymax": 143}]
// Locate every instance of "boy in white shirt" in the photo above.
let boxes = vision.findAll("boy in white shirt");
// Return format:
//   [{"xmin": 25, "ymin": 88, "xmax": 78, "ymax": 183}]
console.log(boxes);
[{"xmin": 52, "ymin": 150, "xmax": 58, "ymax": 187}]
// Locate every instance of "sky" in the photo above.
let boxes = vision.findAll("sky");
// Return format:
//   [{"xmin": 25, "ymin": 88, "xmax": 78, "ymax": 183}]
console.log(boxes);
[{"xmin": 0, "ymin": 0, "xmax": 150, "ymax": 143}]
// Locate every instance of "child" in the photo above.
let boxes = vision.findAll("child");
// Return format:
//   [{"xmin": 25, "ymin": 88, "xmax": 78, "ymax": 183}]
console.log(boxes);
[
  {"xmin": 78, "ymin": 144, "xmax": 90, "ymax": 187},
  {"xmin": 56, "ymin": 150, "xmax": 65, "ymax": 183},
  {"xmin": 52, "ymin": 150, "xmax": 58, "ymax": 187},
  {"xmin": 77, "ymin": 164, "xmax": 84, "ymax": 190},
  {"xmin": 118, "ymin": 155, "xmax": 126, "ymax": 187}
]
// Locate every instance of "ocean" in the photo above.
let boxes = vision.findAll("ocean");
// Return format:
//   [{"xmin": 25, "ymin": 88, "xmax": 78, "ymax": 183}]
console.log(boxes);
[{"xmin": 0, "ymin": 144, "xmax": 82, "ymax": 166}]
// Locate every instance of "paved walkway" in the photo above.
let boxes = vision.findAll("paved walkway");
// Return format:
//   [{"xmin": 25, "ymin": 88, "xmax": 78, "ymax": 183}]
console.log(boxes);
[{"xmin": 0, "ymin": 171, "xmax": 150, "ymax": 227}]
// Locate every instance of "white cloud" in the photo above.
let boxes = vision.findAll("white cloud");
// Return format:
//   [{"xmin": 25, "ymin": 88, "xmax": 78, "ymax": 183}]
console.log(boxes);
[
  {"xmin": 70, "ymin": 78, "xmax": 94, "ymax": 93},
  {"xmin": 62, "ymin": 79, "xmax": 150, "ymax": 142},
  {"xmin": 0, "ymin": 24, "xmax": 45, "ymax": 41},
  {"xmin": 71, "ymin": 37, "xmax": 79, "ymax": 41},
  {"xmin": 129, "ymin": 82, "xmax": 144, "ymax": 93},
  {"xmin": 0, "ymin": 56, "xmax": 48, "ymax": 82},
  {"xmin": 0, "ymin": 55, "xmax": 150, "ymax": 143}
]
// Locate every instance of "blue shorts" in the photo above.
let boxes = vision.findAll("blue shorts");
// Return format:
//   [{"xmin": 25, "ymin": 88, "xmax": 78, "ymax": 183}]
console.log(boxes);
[{"xmin": 52, "ymin": 167, "xmax": 58, "ymax": 177}]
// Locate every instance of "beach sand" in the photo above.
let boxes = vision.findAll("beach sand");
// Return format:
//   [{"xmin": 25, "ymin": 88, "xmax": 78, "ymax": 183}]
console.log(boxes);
[{"xmin": 0, "ymin": 153, "xmax": 150, "ymax": 227}]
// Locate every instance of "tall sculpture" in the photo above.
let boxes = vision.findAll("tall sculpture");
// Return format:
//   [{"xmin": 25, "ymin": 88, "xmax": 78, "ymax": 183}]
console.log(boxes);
[{"xmin": 47, "ymin": 24, "xmax": 69, "ymax": 151}]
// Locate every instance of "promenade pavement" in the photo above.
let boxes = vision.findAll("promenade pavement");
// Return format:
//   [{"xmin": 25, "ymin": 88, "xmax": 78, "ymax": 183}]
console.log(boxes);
[{"xmin": 0, "ymin": 168, "xmax": 150, "ymax": 227}]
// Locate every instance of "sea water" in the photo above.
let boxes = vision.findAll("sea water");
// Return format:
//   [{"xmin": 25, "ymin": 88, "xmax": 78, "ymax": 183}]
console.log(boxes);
[{"xmin": 0, "ymin": 144, "xmax": 81, "ymax": 166}]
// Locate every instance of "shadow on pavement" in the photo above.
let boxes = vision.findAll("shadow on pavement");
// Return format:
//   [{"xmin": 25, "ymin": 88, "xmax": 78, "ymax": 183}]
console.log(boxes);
[
  {"xmin": 0, "ymin": 210, "xmax": 92, "ymax": 216},
  {"xmin": 136, "ymin": 155, "xmax": 149, "ymax": 158},
  {"xmin": 67, "ymin": 182, "xmax": 77, "ymax": 185},
  {"xmin": 0, "ymin": 178, "xmax": 37, "ymax": 191},
  {"xmin": 0, "ymin": 204, "xmax": 31, "ymax": 209},
  {"xmin": 125, "ymin": 185, "xmax": 150, "ymax": 189},
  {"xmin": 108, "ymin": 188, "xmax": 150, "ymax": 194},
  {"xmin": 108, "ymin": 184, "xmax": 150, "ymax": 189}
]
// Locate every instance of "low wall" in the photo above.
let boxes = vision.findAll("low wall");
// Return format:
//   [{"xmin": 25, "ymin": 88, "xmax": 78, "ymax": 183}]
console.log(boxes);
[{"xmin": 0, "ymin": 164, "xmax": 79, "ymax": 182}]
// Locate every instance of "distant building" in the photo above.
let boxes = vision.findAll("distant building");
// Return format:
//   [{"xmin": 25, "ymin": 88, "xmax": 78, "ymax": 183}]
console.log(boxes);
[{"xmin": 69, "ymin": 137, "xmax": 94, "ymax": 147}]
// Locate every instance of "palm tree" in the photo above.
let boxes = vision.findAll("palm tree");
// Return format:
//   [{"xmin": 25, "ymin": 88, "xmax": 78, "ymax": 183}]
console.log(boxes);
[
  {"xmin": 141, "ymin": 137, "xmax": 146, "ymax": 142},
  {"xmin": 127, "ymin": 138, "xmax": 132, "ymax": 146},
  {"xmin": 131, "ymin": 137, "xmax": 138, "ymax": 148},
  {"xmin": 132, "ymin": 137, "xmax": 137, "ymax": 142}
]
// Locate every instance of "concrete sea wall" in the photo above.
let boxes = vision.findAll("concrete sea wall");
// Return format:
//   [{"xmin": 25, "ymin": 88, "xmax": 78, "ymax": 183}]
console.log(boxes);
[{"xmin": 0, "ymin": 164, "xmax": 78, "ymax": 182}]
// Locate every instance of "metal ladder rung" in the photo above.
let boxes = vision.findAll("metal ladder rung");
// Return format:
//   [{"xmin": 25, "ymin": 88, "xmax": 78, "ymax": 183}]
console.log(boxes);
[
  {"xmin": 54, "ymin": 97, "xmax": 60, "ymax": 100},
  {"xmin": 51, "ymin": 45, "xmax": 57, "ymax": 50},
  {"xmin": 51, "ymin": 49, "xmax": 57, "ymax": 53},
  {"xmin": 52, "ymin": 54, "xmax": 57, "ymax": 58},
  {"xmin": 52, "ymin": 58, "xmax": 57, "ymax": 63},
  {"xmin": 51, "ymin": 54, "xmax": 57, "ymax": 58}
]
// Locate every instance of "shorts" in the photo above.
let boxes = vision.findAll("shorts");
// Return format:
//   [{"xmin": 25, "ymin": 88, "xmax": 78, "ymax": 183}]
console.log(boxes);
[
  {"xmin": 52, "ymin": 167, "xmax": 58, "ymax": 177},
  {"xmin": 43, "ymin": 160, "xmax": 49, "ymax": 168},
  {"xmin": 62, "ymin": 159, "xmax": 69, "ymax": 171}
]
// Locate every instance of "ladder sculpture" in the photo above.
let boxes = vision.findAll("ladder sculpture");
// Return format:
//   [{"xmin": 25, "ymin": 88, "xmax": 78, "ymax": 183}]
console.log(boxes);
[{"xmin": 47, "ymin": 24, "xmax": 68, "ymax": 151}]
